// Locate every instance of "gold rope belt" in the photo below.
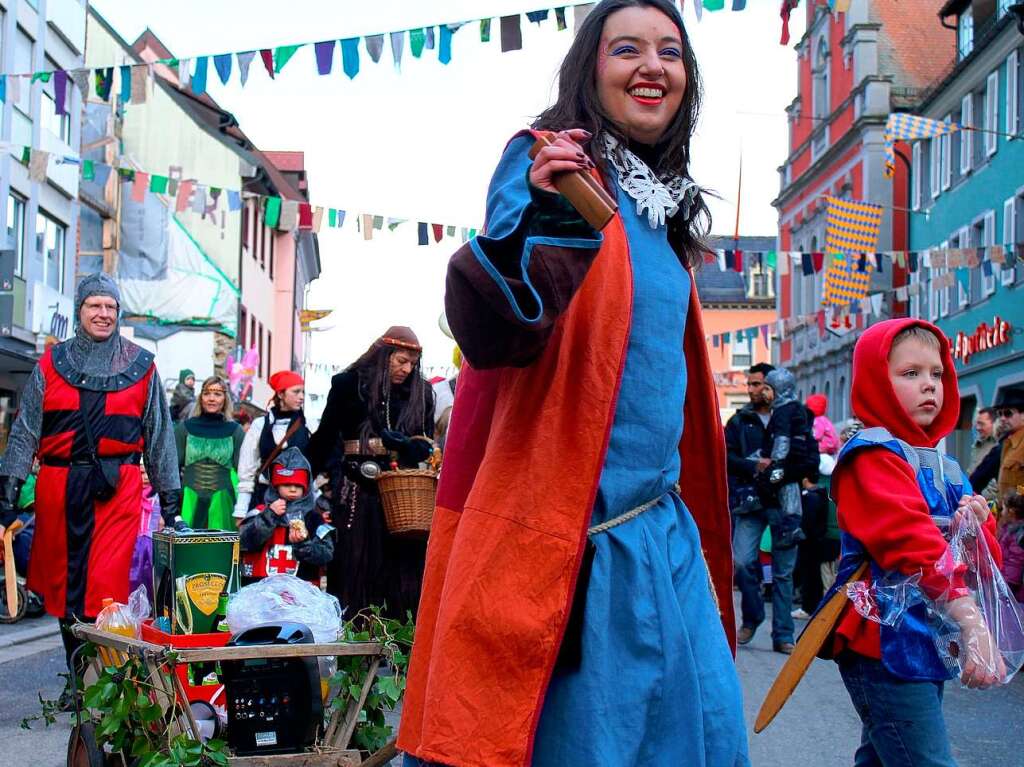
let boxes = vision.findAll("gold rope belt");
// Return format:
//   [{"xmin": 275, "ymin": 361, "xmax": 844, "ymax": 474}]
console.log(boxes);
[{"xmin": 587, "ymin": 483, "xmax": 681, "ymax": 536}]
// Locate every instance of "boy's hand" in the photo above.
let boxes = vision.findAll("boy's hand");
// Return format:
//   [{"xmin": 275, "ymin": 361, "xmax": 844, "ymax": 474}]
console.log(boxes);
[
  {"xmin": 755, "ymin": 457, "xmax": 772, "ymax": 473},
  {"xmin": 270, "ymin": 499, "xmax": 287, "ymax": 516},
  {"xmin": 947, "ymin": 596, "xmax": 1006, "ymax": 688},
  {"xmin": 288, "ymin": 527, "xmax": 308, "ymax": 544},
  {"xmin": 960, "ymin": 622, "xmax": 1006, "ymax": 689},
  {"xmin": 958, "ymin": 494, "xmax": 990, "ymax": 526}
]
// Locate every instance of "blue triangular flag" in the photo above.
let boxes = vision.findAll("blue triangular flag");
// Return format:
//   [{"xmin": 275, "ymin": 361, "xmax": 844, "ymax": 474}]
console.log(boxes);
[
  {"xmin": 214, "ymin": 54, "xmax": 232, "ymax": 85},
  {"xmin": 341, "ymin": 39, "xmax": 360, "ymax": 79}
]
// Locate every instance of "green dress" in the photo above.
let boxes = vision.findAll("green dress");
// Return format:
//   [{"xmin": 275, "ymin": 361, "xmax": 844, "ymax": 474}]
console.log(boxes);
[{"xmin": 175, "ymin": 413, "xmax": 245, "ymax": 530}]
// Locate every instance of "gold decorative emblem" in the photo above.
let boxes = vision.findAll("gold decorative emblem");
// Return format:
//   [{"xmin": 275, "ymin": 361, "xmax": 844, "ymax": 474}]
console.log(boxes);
[{"xmin": 185, "ymin": 573, "xmax": 228, "ymax": 616}]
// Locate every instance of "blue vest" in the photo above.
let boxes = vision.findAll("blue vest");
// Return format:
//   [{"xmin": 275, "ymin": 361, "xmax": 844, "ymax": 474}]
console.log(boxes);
[{"xmin": 825, "ymin": 427, "xmax": 970, "ymax": 681}]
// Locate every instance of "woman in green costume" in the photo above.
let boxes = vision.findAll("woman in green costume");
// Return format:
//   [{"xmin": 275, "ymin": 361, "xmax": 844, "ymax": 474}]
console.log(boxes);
[{"xmin": 174, "ymin": 376, "xmax": 244, "ymax": 530}]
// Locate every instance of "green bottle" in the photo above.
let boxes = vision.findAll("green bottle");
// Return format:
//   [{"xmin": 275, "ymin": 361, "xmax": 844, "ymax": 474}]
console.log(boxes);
[{"xmin": 212, "ymin": 592, "xmax": 230, "ymax": 633}]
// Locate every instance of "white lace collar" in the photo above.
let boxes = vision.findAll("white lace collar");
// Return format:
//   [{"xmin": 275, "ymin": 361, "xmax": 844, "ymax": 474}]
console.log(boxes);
[{"xmin": 602, "ymin": 134, "xmax": 699, "ymax": 229}]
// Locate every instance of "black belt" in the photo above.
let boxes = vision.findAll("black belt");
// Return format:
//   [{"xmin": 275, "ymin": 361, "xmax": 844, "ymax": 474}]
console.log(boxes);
[{"xmin": 42, "ymin": 453, "xmax": 142, "ymax": 468}]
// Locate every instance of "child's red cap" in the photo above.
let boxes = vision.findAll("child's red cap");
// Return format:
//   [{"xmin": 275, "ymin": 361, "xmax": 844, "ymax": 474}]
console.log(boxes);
[{"xmin": 270, "ymin": 464, "xmax": 309, "ymax": 492}]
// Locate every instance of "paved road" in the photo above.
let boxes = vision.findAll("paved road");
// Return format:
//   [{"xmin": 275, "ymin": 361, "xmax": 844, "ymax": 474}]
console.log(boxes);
[
  {"xmin": 737, "ymin": 600, "xmax": 1024, "ymax": 767},
  {"xmin": 1, "ymin": 640, "xmax": 72, "ymax": 767},
  {"xmin": 2, "ymin": 603, "xmax": 1022, "ymax": 766}
]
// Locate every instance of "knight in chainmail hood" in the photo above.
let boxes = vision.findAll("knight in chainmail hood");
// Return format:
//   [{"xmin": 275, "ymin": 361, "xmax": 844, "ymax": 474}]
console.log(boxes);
[
  {"xmin": 0, "ymin": 272, "xmax": 181, "ymax": 675},
  {"xmin": 760, "ymin": 366, "xmax": 815, "ymax": 549}
]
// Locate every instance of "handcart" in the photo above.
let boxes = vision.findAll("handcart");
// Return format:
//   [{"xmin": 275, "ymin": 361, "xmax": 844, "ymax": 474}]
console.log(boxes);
[{"xmin": 68, "ymin": 623, "xmax": 400, "ymax": 767}]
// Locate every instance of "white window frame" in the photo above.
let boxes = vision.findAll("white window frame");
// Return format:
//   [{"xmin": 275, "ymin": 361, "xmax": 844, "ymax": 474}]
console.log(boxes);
[
  {"xmin": 942, "ymin": 114, "xmax": 953, "ymax": 189},
  {"xmin": 909, "ymin": 266, "xmax": 921, "ymax": 319},
  {"xmin": 940, "ymin": 240, "xmax": 951, "ymax": 317},
  {"xmin": 930, "ymin": 138, "xmax": 941, "ymax": 199},
  {"xmin": 927, "ymin": 250, "xmax": 937, "ymax": 322},
  {"xmin": 982, "ymin": 211, "xmax": 997, "ymax": 297},
  {"xmin": 1008, "ymin": 51, "xmax": 1020, "ymax": 139},
  {"xmin": 40, "ymin": 89, "xmax": 72, "ymax": 145},
  {"xmin": 36, "ymin": 211, "xmax": 67, "ymax": 293},
  {"xmin": 961, "ymin": 94, "xmax": 973, "ymax": 174},
  {"xmin": 13, "ymin": 27, "xmax": 34, "ymax": 117},
  {"xmin": 985, "ymin": 71, "xmax": 999, "ymax": 157},
  {"xmin": 912, "ymin": 142, "xmax": 923, "ymax": 210},
  {"xmin": 6, "ymin": 192, "xmax": 27, "ymax": 277},
  {"xmin": 730, "ymin": 332, "xmax": 753, "ymax": 370},
  {"xmin": 952, "ymin": 231, "xmax": 970, "ymax": 308},
  {"xmin": 958, "ymin": 8, "xmax": 974, "ymax": 59},
  {"xmin": 1004, "ymin": 197, "xmax": 1018, "ymax": 286}
]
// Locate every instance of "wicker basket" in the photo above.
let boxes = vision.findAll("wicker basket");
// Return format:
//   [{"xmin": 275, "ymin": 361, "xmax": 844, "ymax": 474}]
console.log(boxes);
[{"xmin": 377, "ymin": 468, "xmax": 438, "ymax": 538}]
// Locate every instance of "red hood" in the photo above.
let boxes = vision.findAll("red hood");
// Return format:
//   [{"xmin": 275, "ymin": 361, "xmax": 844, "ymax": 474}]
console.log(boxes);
[
  {"xmin": 806, "ymin": 393, "xmax": 828, "ymax": 417},
  {"xmin": 851, "ymin": 318, "xmax": 959, "ymax": 448}
]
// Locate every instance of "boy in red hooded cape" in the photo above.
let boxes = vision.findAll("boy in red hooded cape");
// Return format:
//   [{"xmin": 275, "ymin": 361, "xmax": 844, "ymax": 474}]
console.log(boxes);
[{"xmin": 822, "ymin": 318, "xmax": 1005, "ymax": 766}]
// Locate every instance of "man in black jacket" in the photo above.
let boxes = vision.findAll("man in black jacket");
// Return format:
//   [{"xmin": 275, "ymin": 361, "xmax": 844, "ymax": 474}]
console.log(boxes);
[
  {"xmin": 725, "ymin": 362, "xmax": 798, "ymax": 654},
  {"xmin": 725, "ymin": 363, "xmax": 774, "ymax": 514}
]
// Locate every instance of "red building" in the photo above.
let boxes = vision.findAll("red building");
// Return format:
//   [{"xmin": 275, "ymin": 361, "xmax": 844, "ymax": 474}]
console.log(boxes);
[{"xmin": 773, "ymin": 0, "xmax": 952, "ymax": 422}]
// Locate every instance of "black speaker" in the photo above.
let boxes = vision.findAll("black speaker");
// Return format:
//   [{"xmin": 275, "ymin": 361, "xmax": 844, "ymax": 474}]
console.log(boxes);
[{"xmin": 221, "ymin": 622, "xmax": 322, "ymax": 756}]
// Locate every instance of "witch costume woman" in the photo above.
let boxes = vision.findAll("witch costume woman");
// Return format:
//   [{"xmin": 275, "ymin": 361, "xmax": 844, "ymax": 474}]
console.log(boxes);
[
  {"xmin": 307, "ymin": 327, "xmax": 434, "ymax": 621},
  {"xmin": 399, "ymin": 2, "xmax": 747, "ymax": 766}
]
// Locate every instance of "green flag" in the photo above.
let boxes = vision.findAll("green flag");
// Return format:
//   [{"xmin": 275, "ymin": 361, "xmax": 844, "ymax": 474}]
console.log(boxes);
[
  {"xmin": 274, "ymin": 45, "xmax": 301, "ymax": 73},
  {"xmin": 766, "ymin": 250, "xmax": 777, "ymax": 270},
  {"xmin": 410, "ymin": 28, "xmax": 425, "ymax": 58},
  {"xmin": 704, "ymin": 0, "xmax": 726, "ymax": 9},
  {"xmin": 82, "ymin": 160, "xmax": 95, "ymax": 181},
  {"xmin": 150, "ymin": 175, "xmax": 169, "ymax": 194},
  {"xmin": 265, "ymin": 196, "xmax": 282, "ymax": 228},
  {"xmin": 328, "ymin": 208, "xmax": 337, "ymax": 227},
  {"xmin": 480, "ymin": 19, "xmax": 491, "ymax": 42}
]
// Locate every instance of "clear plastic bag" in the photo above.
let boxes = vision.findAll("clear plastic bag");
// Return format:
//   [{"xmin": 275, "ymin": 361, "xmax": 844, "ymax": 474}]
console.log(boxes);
[
  {"xmin": 931, "ymin": 512, "xmax": 1024, "ymax": 685},
  {"xmin": 846, "ymin": 512, "xmax": 1024, "ymax": 686},
  {"xmin": 95, "ymin": 584, "xmax": 151, "ymax": 639},
  {"xmin": 847, "ymin": 570, "xmax": 924, "ymax": 628},
  {"xmin": 225, "ymin": 575, "xmax": 343, "ymax": 643}
]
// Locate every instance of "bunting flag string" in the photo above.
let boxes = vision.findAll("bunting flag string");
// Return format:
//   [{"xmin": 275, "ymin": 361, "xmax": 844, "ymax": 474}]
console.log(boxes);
[
  {"xmin": 0, "ymin": 0, "xmax": 822, "ymax": 126},
  {"xmin": 703, "ymin": 240, "xmax": 1023, "ymax": 348},
  {"xmin": 0, "ymin": 0, "xmax": 598, "ymax": 112}
]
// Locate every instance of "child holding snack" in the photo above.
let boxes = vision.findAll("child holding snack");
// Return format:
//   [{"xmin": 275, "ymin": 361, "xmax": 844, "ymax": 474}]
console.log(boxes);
[{"xmin": 239, "ymin": 447, "xmax": 334, "ymax": 586}]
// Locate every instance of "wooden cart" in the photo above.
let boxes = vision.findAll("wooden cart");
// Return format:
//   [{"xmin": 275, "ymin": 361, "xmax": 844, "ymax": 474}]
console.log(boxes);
[{"xmin": 68, "ymin": 624, "xmax": 399, "ymax": 767}]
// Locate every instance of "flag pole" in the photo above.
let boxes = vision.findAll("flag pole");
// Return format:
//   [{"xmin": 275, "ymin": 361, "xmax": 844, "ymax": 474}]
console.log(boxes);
[{"xmin": 733, "ymin": 146, "xmax": 743, "ymax": 252}]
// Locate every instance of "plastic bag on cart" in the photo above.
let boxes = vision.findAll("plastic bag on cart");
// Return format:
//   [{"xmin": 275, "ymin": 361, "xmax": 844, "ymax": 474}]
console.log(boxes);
[
  {"xmin": 95, "ymin": 584, "xmax": 151, "ymax": 639},
  {"xmin": 846, "ymin": 512, "xmax": 1024, "ymax": 685},
  {"xmin": 226, "ymin": 575, "xmax": 343, "ymax": 643}
]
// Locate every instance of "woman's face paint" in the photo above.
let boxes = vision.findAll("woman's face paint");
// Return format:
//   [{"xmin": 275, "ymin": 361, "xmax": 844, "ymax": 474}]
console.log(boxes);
[{"xmin": 596, "ymin": 6, "xmax": 686, "ymax": 145}]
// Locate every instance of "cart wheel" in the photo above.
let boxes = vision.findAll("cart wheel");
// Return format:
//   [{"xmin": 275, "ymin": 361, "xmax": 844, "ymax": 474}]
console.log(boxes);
[
  {"xmin": 0, "ymin": 579, "xmax": 27, "ymax": 624},
  {"xmin": 67, "ymin": 722, "xmax": 106, "ymax": 767}
]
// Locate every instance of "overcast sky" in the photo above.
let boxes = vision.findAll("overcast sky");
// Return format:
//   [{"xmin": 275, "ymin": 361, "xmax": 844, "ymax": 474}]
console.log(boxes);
[{"xmin": 89, "ymin": 0, "xmax": 806, "ymax": 395}]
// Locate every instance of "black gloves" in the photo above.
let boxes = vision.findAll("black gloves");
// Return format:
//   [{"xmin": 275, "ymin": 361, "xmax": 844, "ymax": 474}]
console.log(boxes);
[
  {"xmin": 159, "ymin": 489, "xmax": 189, "ymax": 532},
  {"xmin": 0, "ymin": 476, "xmax": 24, "ymax": 529},
  {"xmin": 380, "ymin": 430, "xmax": 432, "ymax": 467}
]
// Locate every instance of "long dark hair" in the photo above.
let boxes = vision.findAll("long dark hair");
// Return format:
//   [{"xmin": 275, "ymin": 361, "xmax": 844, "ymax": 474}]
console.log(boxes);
[
  {"xmin": 354, "ymin": 345, "xmax": 433, "ymax": 445},
  {"xmin": 534, "ymin": 0, "xmax": 710, "ymax": 268}
]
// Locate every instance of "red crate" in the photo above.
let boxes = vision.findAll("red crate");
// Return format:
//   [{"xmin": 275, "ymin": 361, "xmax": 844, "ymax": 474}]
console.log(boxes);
[{"xmin": 141, "ymin": 620, "xmax": 229, "ymax": 709}]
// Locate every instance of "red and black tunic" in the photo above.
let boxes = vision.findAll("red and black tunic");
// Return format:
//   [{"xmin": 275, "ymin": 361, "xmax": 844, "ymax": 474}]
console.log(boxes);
[{"xmin": 29, "ymin": 347, "xmax": 152, "ymax": 619}]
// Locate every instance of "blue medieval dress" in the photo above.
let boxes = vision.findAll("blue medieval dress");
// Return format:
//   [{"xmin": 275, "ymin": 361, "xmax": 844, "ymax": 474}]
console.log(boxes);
[{"xmin": 404, "ymin": 135, "xmax": 748, "ymax": 766}]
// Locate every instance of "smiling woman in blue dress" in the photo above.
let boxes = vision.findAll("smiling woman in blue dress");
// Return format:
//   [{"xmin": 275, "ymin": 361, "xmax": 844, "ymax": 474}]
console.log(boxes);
[{"xmin": 399, "ymin": 2, "xmax": 748, "ymax": 766}]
